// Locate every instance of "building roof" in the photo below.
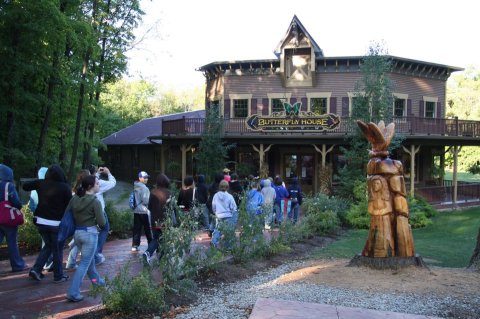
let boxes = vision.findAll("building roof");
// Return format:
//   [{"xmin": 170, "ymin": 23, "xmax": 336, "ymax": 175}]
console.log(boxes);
[{"xmin": 101, "ymin": 110, "xmax": 206, "ymax": 145}]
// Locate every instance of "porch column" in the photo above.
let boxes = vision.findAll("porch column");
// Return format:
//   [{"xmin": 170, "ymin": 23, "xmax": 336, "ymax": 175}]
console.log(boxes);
[
  {"xmin": 251, "ymin": 144, "xmax": 272, "ymax": 178},
  {"xmin": 160, "ymin": 145, "xmax": 166, "ymax": 173},
  {"xmin": 312, "ymin": 144, "xmax": 335, "ymax": 195},
  {"xmin": 180, "ymin": 144, "xmax": 193, "ymax": 183},
  {"xmin": 312, "ymin": 144, "xmax": 335, "ymax": 168},
  {"xmin": 452, "ymin": 145, "xmax": 462, "ymax": 206},
  {"xmin": 402, "ymin": 144, "xmax": 420, "ymax": 196}
]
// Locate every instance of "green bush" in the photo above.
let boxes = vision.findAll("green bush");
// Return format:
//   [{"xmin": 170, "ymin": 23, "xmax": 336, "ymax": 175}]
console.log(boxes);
[
  {"xmin": 18, "ymin": 206, "xmax": 42, "ymax": 249},
  {"xmin": 106, "ymin": 202, "xmax": 133, "ymax": 239},
  {"xmin": 345, "ymin": 200, "xmax": 370, "ymax": 229},
  {"xmin": 300, "ymin": 210, "xmax": 341, "ymax": 236},
  {"xmin": 408, "ymin": 195, "xmax": 437, "ymax": 218},
  {"xmin": 302, "ymin": 192, "xmax": 351, "ymax": 226},
  {"xmin": 92, "ymin": 266, "xmax": 166, "ymax": 314},
  {"xmin": 409, "ymin": 211, "xmax": 433, "ymax": 228}
]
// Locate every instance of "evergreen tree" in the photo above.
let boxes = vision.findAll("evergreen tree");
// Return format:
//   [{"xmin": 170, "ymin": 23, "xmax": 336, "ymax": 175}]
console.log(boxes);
[{"xmin": 195, "ymin": 105, "xmax": 234, "ymax": 182}]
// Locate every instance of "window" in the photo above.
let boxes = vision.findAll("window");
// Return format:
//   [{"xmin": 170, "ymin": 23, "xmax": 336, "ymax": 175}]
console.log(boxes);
[
  {"xmin": 272, "ymin": 98, "xmax": 285, "ymax": 113},
  {"xmin": 423, "ymin": 96, "xmax": 438, "ymax": 118},
  {"xmin": 228, "ymin": 94, "xmax": 252, "ymax": 118},
  {"xmin": 393, "ymin": 93, "xmax": 408, "ymax": 117},
  {"xmin": 267, "ymin": 93, "xmax": 292, "ymax": 114},
  {"xmin": 348, "ymin": 92, "xmax": 364, "ymax": 116},
  {"xmin": 233, "ymin": 99, "xmax": 248, "ymax": 118},
  {"xmin": 285, "ymin": 48, "xmax": 312, "ymax": 87},
  {"xmin": 307, "ymin": 92, "xmax": 331, "ymax": 114}
]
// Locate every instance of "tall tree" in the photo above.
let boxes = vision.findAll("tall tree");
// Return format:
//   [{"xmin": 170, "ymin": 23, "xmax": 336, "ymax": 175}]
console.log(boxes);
[
  {"xmin": 337, "ymin": 42, "xmax": 403, "ymax": 200},
  {"xmin": 195, "ymin": 105, "xmax": 234, "ymax": 182}
]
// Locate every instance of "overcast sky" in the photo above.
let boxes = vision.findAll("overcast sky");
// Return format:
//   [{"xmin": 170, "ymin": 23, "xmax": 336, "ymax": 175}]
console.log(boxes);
[{"xmin": 126, "ymin": 0, "xmax": 479, "ymax": 89}]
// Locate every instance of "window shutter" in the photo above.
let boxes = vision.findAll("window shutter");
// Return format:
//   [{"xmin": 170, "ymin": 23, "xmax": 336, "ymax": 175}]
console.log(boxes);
[
  {"xmin": 224, "ymin": 99, "xmax": 230, "ymax": 118},
  {"xmin": 407, "ymin": 99, "xmax": 412, "ymax": 116},
  {"xmin": 251, "ymin": 98, "xmax": 257, "ymax": 115},
  {"xmin": 342, "ymin": 97, "xmax": 349, "ymax": 116},
  {"xmin": 419, "ymin": 101, "xmax": 424, "ymax": 117},
  {"xmin": 262, "ymin": 98, "xmax": 269, "ymax": 116},
  {"xmin": 436, "ymin": 102, "xmax": 441, "ymax": 118},
  {"xmin": 301, "ymin": 98, "xmax": 307, "ymax": 111},
  {"xmin": 330, "ymin": 97, "xmax": 337, "ymax": 114}
]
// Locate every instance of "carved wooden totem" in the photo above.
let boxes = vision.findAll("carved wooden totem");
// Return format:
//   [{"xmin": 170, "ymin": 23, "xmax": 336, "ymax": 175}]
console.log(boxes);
[{"xmin": 357, "ymin": 120, "xmax": 415, "ymax": 258}]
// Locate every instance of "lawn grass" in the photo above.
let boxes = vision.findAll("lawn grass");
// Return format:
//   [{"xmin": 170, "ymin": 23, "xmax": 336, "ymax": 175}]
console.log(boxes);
[
  {"xmin": 313, "ymin": 207, "xmax": 480, "ymax": 268},
  {"xmin": 444, "ymin": 170, "xmax": 480, "ymax": 182}
]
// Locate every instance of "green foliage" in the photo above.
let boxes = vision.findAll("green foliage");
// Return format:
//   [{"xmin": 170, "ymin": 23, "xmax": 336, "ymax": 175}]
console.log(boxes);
[
  {"xmin": 345, "ymin": 200, "xmax": 370, "ymax": 229},
  {"xmin": 195, "ymin": 106, "xmax": 235, "ymax": 183},
  {"xmin": 18, "ymin": 206, "xmax": 42, "ymax": 249},
  {"xmin": 446, "ymin": 66, "xmax": 480, "ymax": 121},
  {"xmin": 302, "ymin": 192, "xmax": 351, "ymax": 224},
  {"xmin": 105, "ymin": 201, "xmax": 133, "ymax": 239},
  {"xmin": 300, "ymin": 210, "xmax": 341, "ymax": 237},
  {"xmin": 408, "ymin": 195, "xmax": 437, "ymax": 218},
  {"xmin": 92, "ymin": 265, "xmax": 166, "ymax": 315}
]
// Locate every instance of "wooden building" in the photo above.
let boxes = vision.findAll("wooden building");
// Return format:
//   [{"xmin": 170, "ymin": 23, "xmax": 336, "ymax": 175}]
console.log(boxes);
[{"xmin": 103, "ymin": 16, "xmax": 480, "ymax": 202}]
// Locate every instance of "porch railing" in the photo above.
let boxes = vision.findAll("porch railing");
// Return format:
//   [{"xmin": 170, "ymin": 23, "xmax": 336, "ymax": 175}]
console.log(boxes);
[
  {"xmin": 416, "ymin": 182, "xmax": 480, "ymax": 204},
  {"xmin": 161, "ymin": 116, "xmax": 480, "ymax": 138}
]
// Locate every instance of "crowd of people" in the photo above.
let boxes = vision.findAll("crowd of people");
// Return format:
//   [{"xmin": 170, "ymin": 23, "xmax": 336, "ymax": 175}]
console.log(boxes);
[{"xmin": 0, "ymin": 163, "xmax": 303, "ymax": 303}]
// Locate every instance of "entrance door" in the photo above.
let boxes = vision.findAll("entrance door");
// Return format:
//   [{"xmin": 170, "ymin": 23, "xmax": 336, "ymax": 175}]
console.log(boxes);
[{"xmin": 284, "ymin": 154, "xmax": 314, "ymax": 195}]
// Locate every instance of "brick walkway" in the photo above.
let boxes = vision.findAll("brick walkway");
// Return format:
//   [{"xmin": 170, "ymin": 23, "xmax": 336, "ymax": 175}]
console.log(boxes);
[{"xmin": 1, "ymin": 232, "xmax": 442, "ymax": 319}]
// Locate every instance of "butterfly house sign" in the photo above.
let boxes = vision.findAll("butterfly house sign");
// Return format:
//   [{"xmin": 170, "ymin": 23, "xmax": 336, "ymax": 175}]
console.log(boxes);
[{"xmin": 246, "ymin": 101, "xmax": 340, "ymax": 132}]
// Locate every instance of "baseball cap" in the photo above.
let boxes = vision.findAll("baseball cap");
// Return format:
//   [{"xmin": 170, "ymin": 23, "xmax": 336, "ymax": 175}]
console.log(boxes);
[
  {"xmin": 223, "ymin": 168, "xmax": 230, "ymax": 173},
  {"xmin": 138, "ymin": 171, "xmax": 150, "ymax": 178}
]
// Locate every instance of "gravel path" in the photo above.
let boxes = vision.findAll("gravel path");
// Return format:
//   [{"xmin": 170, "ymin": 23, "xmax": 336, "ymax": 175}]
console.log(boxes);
[{"xmin": 176, "ymin": 259, "xmax": 480, "ymax": 319}]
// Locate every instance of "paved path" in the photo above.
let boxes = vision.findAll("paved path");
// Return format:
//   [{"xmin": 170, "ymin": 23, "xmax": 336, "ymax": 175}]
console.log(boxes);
[
  {"xmin": 1, "ymin": 231, "xmax": 443, "ymax": 319},
  {"xmin": 249, "ymin": 298, "xmax": 441, "ymax": 319}
]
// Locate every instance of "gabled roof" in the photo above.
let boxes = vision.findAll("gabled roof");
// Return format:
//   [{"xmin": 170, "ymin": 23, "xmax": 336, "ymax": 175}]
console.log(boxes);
[
  {"xmin": 101, "ymin": 110, "xmax": 205, "ymax": 145},
  {"xmin": 274, "ymin": 15, "xmax": 324, "ymax": 59}
]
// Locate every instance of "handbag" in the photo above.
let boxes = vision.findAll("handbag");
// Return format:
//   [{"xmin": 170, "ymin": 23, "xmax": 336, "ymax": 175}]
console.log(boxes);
[{"xmin": 0, "ymin": 182, "xmax": 25, "ymax": 226}]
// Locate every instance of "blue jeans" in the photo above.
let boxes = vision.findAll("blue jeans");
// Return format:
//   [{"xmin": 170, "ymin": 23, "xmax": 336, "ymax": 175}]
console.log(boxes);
[
  {"xmin": 95, "ymin": 210, "xmax": 109, "ymax": 262},
  {"xmin": 274, "ymin": 202, "xmax": 284, "ymax": 224},
  {"xmin": 34, "ymin": 225, "xmax": 64, "ymax": 280},
  {"xmin": 211, "ymin": 216, "xmax": 235, "ymax": 248},
  {"xmin": 67, "ymin": 240, "xmax": 79, "ymax": 267},
  {"xmin": 0, "ymin": 225, "xmax": 26, "ymax": 272},
  {"xmin": 67, "ymin": 228, "xmax": 102, "ymax": 299},
  {"xmin": 288, "ymin": 204, "xmax": 299, "ymax": 223},
  {"xmin": 146, "ymin": 228, "xmax": 163, "ymax": 257}
]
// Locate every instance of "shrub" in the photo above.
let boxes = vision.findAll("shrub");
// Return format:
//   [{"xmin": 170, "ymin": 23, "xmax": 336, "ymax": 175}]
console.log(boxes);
[
  {"xmin": 106, "ymin": 201, "xmax": 133, "ymax": 239},
  {"xmin": 345, "ymin": 200, "xmax": 370, "ymax": 229},
  {"xmin": 409, "ymin": 211, "xmax": 433, "ymax": 228},
  {"xmin": 302, "ymin": 192, "xmax": 351, "ymax": 224},
  {"xmin": 300, "ymin": 210, "xmax": 340, "ymax": 236},
  {"xmin": 18, "ymin": 206, "xmax": 42, "ymax": 249},
  {"xmin": 408, "ymin": 195, "xmax": 437, "ymax": 218},
  {"xmin": 92, "ymin": 265, "xmax": 166, "ymax": 314}
]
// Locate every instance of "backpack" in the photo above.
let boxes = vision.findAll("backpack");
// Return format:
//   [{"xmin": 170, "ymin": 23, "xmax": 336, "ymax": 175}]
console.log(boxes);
[{"xmin": 128, "ymin": 191, "xmax": 137, "ymax": 210}]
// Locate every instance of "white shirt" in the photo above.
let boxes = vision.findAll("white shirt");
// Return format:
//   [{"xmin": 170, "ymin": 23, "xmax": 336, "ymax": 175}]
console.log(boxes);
[{"xmin": 95, "ymin": 173, "xmax": 116, "ymax": 211}]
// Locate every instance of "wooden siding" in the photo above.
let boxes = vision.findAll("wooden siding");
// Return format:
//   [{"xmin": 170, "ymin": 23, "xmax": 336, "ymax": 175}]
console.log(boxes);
[{"xmin": 218, "ymin": 71, "xmax": 447, "ymax": 118}]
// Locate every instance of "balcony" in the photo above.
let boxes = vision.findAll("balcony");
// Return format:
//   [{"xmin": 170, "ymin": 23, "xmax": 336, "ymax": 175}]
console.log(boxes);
[{"xmin": 161, "ymin": 116, "xmax": 480, "ymax": 140}]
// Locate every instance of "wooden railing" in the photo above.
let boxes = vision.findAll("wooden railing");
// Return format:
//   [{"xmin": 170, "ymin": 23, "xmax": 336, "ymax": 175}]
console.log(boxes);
[
  {"xmin": 162, "ymin": 116, "xmax": 480, "ymax": 138},
  {"xmin": 416, "ymin": 182, "xmax": 480, "ymax": 204}
]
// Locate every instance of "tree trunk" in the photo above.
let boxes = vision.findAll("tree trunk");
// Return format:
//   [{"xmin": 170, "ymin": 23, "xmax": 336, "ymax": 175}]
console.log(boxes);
[{"xmin": 468, "ymin": 227, "xmax": 480, "ymax": 271}]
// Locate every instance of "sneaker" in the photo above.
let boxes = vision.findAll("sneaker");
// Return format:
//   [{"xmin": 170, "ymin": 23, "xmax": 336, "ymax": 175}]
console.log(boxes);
[
  {"xmin": 131, "ymin": 246, "xmax": 139, "ymax": 252},
  {"xmin": 29, "ymin": 269, "xmax": 44, "ymax": 281},
  {"xmin": 65, "ymin": 263, "xmax": 78, "ymax": 270},
  {"xmin": 66, "ymin": 294, "xmax": 84, "ymax": 302},
  {"xmin": 142, "ymin": 251, "xmax": 151, "ymax": 266},
  {"xmin": 53, "ymin": 275, "xmax": 69, "ymax": 284},
  {"xmin": 91, "ymin": 278, "xmax": 106, "ymax": 286},
  {"xmin": 43, "ymin": 260, "xmax": 54, "ymax": 272},
  {"xmin": 264, "ymin": 225, "xmax": 271, "ymax": 230},
  {"xmin": 12, "ymin": 264, "xmax": 30, "ymax": 273},
  {"xmin": 95, "ymin": 253, "xmax": 106, "ymax": 265}
]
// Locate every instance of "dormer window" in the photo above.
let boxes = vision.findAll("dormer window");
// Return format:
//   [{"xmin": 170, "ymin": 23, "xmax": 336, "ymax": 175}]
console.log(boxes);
[{"xmin": 285, "ymin": 48, "xmax": 312, "ymax": 86}]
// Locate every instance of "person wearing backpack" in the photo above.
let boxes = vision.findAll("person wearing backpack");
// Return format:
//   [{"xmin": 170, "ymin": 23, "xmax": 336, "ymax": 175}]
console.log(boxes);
[
  {"xmin": 0, "ymin": 164, "xmax": 28, "ymax": 273},
  {"xmin": 273, "ymin": 175, "xmax": 289, "ymax": 226},
  {"xmin": 287, "ymin": 177, "xmax": 303, "ymax": 224},
  {"xmin": 131, "ymin": 171, "xmax": 152, "ymax": 252}
]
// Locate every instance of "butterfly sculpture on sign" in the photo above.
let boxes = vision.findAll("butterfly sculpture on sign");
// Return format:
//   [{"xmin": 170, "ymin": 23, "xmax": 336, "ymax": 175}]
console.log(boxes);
[{"xmin": 282, "ymin": 101, "xmax": 301, "ymax": 116}]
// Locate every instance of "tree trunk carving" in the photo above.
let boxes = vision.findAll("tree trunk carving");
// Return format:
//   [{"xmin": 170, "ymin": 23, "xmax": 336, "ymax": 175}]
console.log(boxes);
[{"xmin": 357, "ymin": 120, "xmax": 415, "ymax": 259}]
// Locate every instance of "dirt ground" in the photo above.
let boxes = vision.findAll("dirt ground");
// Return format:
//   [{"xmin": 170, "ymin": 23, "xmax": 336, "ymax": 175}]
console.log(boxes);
[{"xmin": 278, "ymin": 258, "xmax": 480, "ymax": 299}]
